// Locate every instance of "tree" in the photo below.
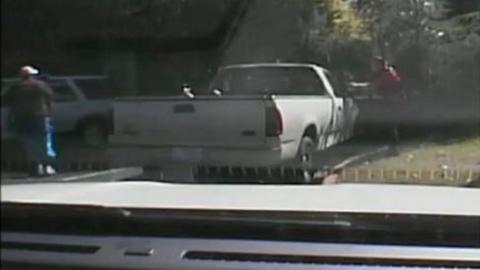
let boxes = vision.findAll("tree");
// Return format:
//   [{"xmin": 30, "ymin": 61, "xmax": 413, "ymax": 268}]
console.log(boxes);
[
  {"xmin": 308, "ymin": 0, "xmax": 371, "ymax": 76},
  {"xmin": 1, "ymin": 0, "xmax": 243, "ymax": 52},
  {"xmin": 320, "ymin": 0, "xmax": 370, "ymax": 42},
  {"xmin": 444, "ymin": 0, "xmax": 480, "ymax": 17}
]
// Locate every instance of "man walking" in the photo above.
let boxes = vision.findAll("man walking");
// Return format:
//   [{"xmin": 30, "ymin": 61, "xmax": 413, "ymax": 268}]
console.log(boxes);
[
  {"xmin": 7, "ymin": 66, "xmax": 57, "ymax": 177},
  {"xmin": 370, "ymin": 57, "xmax": 405, "ymax": 142}
]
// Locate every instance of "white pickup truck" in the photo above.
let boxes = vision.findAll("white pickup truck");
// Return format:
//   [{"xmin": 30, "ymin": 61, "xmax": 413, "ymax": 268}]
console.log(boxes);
[{"xmin": 110, "ymin": 63, "xmax": 359, "ymax": 181}]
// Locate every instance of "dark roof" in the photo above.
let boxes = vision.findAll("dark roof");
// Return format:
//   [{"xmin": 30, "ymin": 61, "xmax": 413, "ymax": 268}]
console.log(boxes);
[
  {"xmin": 55, "ymin": 0, "xmax": 247, "ymax": 51},
  {"xmin": 2, "ymin": 0, "xmax": 248, "ymax": 52}
]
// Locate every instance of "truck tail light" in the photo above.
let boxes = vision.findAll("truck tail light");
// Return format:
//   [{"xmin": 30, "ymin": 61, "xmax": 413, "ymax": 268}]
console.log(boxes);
[{"xmin": 265, "ymin": 101, "xmax": 283, "ymax": 137}]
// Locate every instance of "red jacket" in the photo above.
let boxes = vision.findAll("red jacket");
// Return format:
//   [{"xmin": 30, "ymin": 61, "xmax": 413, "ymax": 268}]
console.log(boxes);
[{"xmin": 374, "ymin": 66, "xmax": 404, "ymax": 103}]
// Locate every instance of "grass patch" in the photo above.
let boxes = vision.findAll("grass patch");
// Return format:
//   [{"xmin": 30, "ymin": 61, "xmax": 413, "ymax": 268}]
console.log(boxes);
[
  {"xmin": 336, "ymin": 135, "xmax": 480, "ymax": 186},
  {"xmin": 362, "ymin": 136, "xmax": 480, "ymax": 171}
]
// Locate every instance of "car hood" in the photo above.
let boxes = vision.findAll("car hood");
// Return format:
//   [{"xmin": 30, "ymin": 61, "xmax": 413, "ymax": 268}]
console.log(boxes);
[{"xmin": 1, "ymin": 182, "xmax": 479, "ymax": 216}]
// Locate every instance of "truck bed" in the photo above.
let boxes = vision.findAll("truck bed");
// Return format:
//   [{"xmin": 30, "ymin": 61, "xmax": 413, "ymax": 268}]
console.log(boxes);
[{"xmin": 112, "ymin": 95, "xmax": 273, "ymax": 148}]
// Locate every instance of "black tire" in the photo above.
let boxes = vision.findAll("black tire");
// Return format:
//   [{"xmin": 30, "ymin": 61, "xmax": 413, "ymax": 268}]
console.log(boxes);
[
  {"xmin": 296, "ymin": 136, "xmax": 315, "ymax": 183},
  {"xmin": 82, "ymin": 121, "xmax": 107, "ymax": 147}
]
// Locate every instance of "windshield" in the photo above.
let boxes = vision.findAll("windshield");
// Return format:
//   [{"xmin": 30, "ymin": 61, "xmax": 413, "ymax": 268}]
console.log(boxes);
[
  {"xmin": 1, "ymin": 0, "xmax": 479, "ymax": 255},
  {"xmin": 2, "ymin": 1, "xmax": 478, "ymax": 185},
  {"xmin": 211, "ymin": 66, "xmax": 327, "ymax": 95},
  {"xmin": 75, "ymin": 78, "xmax": 114, "ymax": 100}
]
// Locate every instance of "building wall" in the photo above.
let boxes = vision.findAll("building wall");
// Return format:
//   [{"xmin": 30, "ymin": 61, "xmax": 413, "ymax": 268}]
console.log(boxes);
[
  {"xmin": 2, "ymin": 0, "xmax": 317, "ymax": 96},
  {"xmin": 135, "ymin": 0, "xmax": 317, "ymax": 95}
]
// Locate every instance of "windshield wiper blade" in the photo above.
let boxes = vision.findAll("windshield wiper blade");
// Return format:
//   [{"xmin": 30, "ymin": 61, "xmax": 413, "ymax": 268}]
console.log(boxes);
[
  {"xmin": 1, "ymin": 203, "xmax": 132, "ymax": 220},
  {"xmin": 125, "ymin": 210, "xmax": 353, "ymax": 228}
]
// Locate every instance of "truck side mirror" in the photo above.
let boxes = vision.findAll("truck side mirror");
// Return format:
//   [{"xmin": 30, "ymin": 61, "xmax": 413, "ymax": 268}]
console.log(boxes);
[
  {"xmin": 347, "ymin": 82, "xmax": 371, "ymax": 99},
  {"xmin": 182, "ymin": 84, "xmax": 195, "ymax": 99},
  {"xmin": 212, "ymin": 89, "xmax": 223, "ymax": 96}
]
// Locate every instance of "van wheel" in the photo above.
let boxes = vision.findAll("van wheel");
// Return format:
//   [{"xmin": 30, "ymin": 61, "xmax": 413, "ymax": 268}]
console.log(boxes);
[
  {"xmin": 297, "ymin": 136, "xmax": 315, "ymax": 184},
  {"xmin": 82, "ymin": 121, "xmax": 107, "ymax": 147}
]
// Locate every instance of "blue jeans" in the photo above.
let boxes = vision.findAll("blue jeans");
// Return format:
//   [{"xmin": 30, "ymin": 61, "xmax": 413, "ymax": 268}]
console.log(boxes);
[{"xmin": 12, "ymin": 116, "xmax": 56, "ymax": 166}]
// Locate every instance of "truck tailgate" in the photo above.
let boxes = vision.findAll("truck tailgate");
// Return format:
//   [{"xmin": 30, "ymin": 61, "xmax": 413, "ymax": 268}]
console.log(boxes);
[{"xmin": 113, "ymin": 97, "xmax": 268, "ymax": 148}]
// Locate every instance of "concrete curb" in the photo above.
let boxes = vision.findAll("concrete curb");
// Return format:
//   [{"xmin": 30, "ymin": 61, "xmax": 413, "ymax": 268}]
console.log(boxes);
[
  {"xmin": 1, "ymin": 167, "xmax": 143, "ymax": 185},
  {"xmin": 1, "ymin": 159, "xmax": 110, "ymax": 173}
]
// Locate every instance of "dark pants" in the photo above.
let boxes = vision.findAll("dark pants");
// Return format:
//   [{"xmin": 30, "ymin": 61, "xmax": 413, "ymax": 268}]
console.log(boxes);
[
  {"xmin": 11, "ymin": 115, "xmax": 56, "ymax": 170},
  {"xmin": 364, "ymin": 99, "xmax": 405, "ymax": 143},
  {"xmin": 382, "ymin": 100, "xmax": 406, "ymax": 143}
]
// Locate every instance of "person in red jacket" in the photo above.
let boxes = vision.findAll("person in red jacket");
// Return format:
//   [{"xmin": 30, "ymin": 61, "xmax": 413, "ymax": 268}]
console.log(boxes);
[
  {"xmin": 371, "ymin": 57, "xmax": 405, "ymax": 142},
  {"xmin": 371, "ymin": 57, "xmax": 404, "ymax": 102}
]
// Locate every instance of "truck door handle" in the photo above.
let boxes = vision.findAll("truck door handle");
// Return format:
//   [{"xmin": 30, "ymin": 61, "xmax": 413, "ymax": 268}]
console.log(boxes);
[
  {"xmin": 241, "ymin": 130, "xmax": 256, "ymax": 137},
  {"xmin": 174, "ymin": 104, "xmax": 195, "ymax": 113},
  {"xmin": 338, "ymin": 106, "xmax": 343, "ymax": 111}
]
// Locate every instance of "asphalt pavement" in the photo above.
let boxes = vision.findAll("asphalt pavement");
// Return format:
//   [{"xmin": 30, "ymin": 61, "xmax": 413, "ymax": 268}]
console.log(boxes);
[{"xmin": 2, "ymin": 134, "xmax": 392, "ymax": 183}]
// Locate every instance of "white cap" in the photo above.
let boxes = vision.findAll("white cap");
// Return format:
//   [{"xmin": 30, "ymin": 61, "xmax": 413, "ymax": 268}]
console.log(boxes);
[{"xmin": 19, "ymin": 65, "xmax": 39, "ymax": 76}]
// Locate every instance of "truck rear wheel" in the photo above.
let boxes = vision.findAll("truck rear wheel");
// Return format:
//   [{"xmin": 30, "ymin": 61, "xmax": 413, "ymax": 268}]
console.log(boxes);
[{"xmin": 297, "ymin": 136, "xmax": 315, "ymax": 183}]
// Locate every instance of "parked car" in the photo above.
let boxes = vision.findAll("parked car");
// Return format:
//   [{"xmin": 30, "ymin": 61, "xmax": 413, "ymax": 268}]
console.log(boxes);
[
  {"xmin": 109, "ymin": 63, "xmax": 359, "ymax": 182},
  {"xmin": 1, "ymin": 75, "xmax": 113, "ymax": 146}
]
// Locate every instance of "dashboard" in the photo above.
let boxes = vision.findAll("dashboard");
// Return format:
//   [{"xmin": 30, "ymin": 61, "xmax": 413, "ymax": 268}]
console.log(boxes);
[{"xmin": 1, "ymin": 182, "xmax": 479, "ymax": 269}]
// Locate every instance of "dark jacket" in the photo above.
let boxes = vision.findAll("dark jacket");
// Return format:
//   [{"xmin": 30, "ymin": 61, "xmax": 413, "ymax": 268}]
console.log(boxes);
[{"xmin": 8, "ymin": 78, "xmax": 54, "ymax": 118}]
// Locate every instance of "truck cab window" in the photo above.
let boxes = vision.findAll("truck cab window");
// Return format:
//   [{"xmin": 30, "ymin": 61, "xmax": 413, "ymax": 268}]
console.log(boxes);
[
  {"xmin": 76, "ymin": 79, "xmax": 111, "ymax": 100},
  {"xmin": 293, "ymin": 68, "xmax": 327, "ymax": 95},
  {"xmin": 214, "ymin": 66, "xmax": 327, "ymax": 96},
  {"xmin": 51, "ymin": 81, "xmax": 76, "ymax": 102}
]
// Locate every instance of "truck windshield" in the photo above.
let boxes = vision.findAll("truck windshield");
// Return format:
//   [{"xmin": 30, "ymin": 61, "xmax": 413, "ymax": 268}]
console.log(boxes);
[
  {"xmin": 76, "ymin": 79, "xmax": 114, "ymax": 100},
  {"xmin": 213, "ymin": 67, "xmax": 327, "ymax": 96}
]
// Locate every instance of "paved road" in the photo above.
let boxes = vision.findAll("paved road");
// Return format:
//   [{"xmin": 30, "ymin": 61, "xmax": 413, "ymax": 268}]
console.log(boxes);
[
  {"xmin": 2, "ymin": 134, "xmax": 391, "ymax": 182},
  {"xmin": 2, "ymin": 135, "xmax": 109, "ymax": 171}
]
